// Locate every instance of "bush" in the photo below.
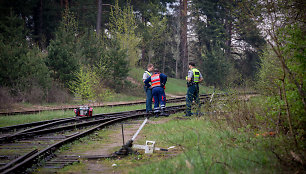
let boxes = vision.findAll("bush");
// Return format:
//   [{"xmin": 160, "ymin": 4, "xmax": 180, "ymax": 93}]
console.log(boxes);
[
  {"xmin": 0, "ymin": 87, "xmax": 13, "ymax": 109},
  {"xmin": 46, "ymin": 82, "xmax": 72, "ymax": 103}
]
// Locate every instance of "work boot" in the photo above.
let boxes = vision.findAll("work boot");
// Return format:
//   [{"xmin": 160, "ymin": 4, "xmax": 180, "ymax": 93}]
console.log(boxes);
[
  {"xmin": 184, "ymin": 112, "xmax": 193, "ymax": 117},
  {"xmin": 146, "ymin": 110, "xmax": 153, "ymax": 117},
  {"xmin": 159, "ymin": 111, "xmax": 169, "ymax": 117},
  {"xmin": 154, "ymin": 113, "xmax": 160, "ymax": 118},
  {"xmin": 154, "ymin": 110, "xmax": 160, "ymax": 118},
  {"xmin": 195, "ymin": 112, "xmax": 203, "ymax": 116}
]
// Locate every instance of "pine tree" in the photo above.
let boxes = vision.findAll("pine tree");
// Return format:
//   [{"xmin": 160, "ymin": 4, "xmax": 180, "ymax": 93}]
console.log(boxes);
[{"xmin": 46, "ymin": 9, "xmax": 81, "ymax": 86}]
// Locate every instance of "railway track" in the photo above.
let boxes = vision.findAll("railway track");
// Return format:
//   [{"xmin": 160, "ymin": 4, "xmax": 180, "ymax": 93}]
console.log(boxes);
[
  {"xmin": 0, "ymin": 94, "xmax": 216, "ymax": 174},
  {"xmin": 0, "ymin": 94, "xmax": 214, "ymax": 116},
  {"xmin": 0, "ymin": 94, "xmax": 216, "ymax": 135}
]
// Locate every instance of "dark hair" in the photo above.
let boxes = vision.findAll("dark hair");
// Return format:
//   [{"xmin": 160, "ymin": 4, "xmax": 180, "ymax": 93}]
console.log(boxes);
[
  {"xmin": 147, "ymin": 63, "xmax": 154, "ymax": 69},
  {"xmin": 154, "ymin": 68, "xmax": 160, "ymax": 73},
  {"xmin": 189, "ymin": 62, "xmax": 195, "ymax": 67}
]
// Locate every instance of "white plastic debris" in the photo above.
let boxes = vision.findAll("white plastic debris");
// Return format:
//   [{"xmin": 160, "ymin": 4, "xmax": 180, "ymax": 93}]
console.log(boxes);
[
  {"xmin": 144, "ymin": 141, "xmax": 155, "ymax": 154},
  {"xmin": 168, "ymin": 146, "xmax": 176, "ymax": 149}
]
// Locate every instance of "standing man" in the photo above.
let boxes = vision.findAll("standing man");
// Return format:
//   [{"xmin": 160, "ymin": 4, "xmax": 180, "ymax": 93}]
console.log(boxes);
[
  {"xmin": 186, "ymin": 62, "xmax": 203, "ymax": 116},
  {"xmin": 144, "ymin": 68, "xmax": 169, "ymax": 117},
  {"xmin": 143, "ymin": 64, "xmax": 154, "ymax": 113}
]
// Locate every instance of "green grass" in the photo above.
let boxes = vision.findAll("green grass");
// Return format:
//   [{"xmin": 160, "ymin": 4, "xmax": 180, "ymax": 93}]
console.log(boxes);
[
  {"xmin": 0, "ymin": 105, "xmax": 142, "ymax": 127},
  {"xmin": 111, "ymin": 115, "xmax": 280, "ymax": 174},
  {"xmin": 0, "ymin": 110, "xmax": 73, "ymax": 127},
  {"xmin": 0, "ymin": 102, "xmax": 184, "ymax": 127}
]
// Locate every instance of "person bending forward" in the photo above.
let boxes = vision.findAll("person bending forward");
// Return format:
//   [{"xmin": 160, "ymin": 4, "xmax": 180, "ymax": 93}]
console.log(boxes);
[{"xmin": 144, "ymin": 68, "xmax": 169, "ymax": 117}]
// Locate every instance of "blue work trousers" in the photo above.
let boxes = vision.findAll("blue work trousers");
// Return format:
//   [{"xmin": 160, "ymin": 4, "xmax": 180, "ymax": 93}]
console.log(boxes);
[
  {"xmin": 186, "ymin": 84, "xmax": 200, "ymax": 115},
  {"xmin": 152, "ymin": 87, "xmax": 166, "ymax": 112},
  {"xmin": 144, "ymin": 86, "xmax": 152, "ymax": 112}
]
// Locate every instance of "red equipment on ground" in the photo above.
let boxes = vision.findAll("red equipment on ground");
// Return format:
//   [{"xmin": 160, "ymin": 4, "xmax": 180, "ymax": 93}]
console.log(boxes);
[{"xmin": 74, "ymin": 106, "xmax": 93, "ymax": 117}]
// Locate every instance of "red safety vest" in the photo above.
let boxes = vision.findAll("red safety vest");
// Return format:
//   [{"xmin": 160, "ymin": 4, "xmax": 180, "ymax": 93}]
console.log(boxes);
[{"xmin": 151, "ymin": 74, "xmax": 161, "ymax": 88}]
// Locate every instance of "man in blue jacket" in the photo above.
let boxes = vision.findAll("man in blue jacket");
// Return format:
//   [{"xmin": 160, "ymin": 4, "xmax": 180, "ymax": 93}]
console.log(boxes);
[
  {"xmin": 143, "ymin": 64, "xmax": 154, "ymax": 113},
  {"xmin": 144, "ymin": 68, "xmax": 169, "ymax": 117}
]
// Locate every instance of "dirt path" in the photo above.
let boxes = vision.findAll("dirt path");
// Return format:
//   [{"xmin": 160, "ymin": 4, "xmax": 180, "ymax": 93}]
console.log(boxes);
[
  {"xmin": 57, "ymin": 118, "xmax": 171, "ymax": 174},
  {"xmin": 79, "ymin": 122, "xmax": 141, "ymax": 174}
]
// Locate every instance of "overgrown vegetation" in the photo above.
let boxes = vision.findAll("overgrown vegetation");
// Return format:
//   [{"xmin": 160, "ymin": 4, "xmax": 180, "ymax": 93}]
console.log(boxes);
[
  {"xmin": 130, "ymin": 116, "xmax": 279, "ymax": 174},
  {"xmin": 104, "ymin": 94, "xmax": 302, "ymax": 173},
  {"xmin": 205, "ymin": 93, "xmax": 305, "ymax": 172},
  {"xmin": 0, "ymin": 0, "xmax": 304, "ymax": 172}
]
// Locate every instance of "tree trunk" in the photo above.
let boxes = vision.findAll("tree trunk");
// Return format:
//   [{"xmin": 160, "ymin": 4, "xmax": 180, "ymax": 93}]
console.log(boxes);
[
  {"xmin": 180, "ymin": 0, "xmax": 188, "ymax": 79},
  {"xmin": 65, "ymin": 0, "xmax": 69, "ymax": 9},
  {"xmin": 141, "ymin": 15, "xmax": 146, "ymax": 65},
  {"xmin": 96, "ymin": 0, "xmax": 102, "ymax": 35},
  {"xmin": 175, "ymin": 10, "xmax": 180, "ymax": 79},
  {"xmin": 162, "ymin": 40, "xmax": 166, "ymax": 73},
  {"xmin": 175, "ymin": 35, "xmax": 180, "ymax": 78},
  {"xmin": 38, "ymin": 0, "xmax": 43, "ymax": 48},
  {"xmin": 225, "ymin": 17, "xmax": 232, "ymax": 58},
  {"xmin": 267, "ymin": 38, "xmax": 306, "ymax": 111},
  {"xmin": 281, "ymin": 73, "xmax": 298, "ymax": 148},
  {"xmin": 277, "ymin": 87, "xmax": 283, "ymax": 134}
]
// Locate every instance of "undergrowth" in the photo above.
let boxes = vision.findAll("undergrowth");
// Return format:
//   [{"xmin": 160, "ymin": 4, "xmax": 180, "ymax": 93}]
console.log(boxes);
[{"xmin": 129, "ymin": 116, "xmax": 280, "ymax": 174}]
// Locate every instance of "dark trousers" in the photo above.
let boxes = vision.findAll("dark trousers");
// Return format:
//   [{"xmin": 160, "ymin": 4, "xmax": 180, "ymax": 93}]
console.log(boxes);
[
  {"xmin": 144, "ymin": 86, "xmax": 152, "ymax": 112},
  {"xmin": 152, "ymin": 87, "xmax": 166, "ymax": 113},
  {"xmin": 186, "ymin": 84, "xmax": 200, "ymax": 115}
]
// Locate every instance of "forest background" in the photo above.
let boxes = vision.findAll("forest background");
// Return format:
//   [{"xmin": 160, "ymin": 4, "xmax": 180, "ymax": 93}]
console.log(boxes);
[{"xmin": 0, "ymin": 0, "xmax": 305, "ymax": 170}]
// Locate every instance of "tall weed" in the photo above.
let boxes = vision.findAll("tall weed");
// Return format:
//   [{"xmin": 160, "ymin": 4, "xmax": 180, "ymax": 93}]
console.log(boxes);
[{"xmin": 134, "ymin": 117, "xmax": 279, "ymax": 174}]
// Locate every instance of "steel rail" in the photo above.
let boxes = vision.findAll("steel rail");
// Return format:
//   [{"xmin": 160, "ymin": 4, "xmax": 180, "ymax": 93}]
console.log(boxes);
[
  {"xmin": 0, "ymin": 94, "xmax": 219, "ymax": 174},
  {"xmin": 1, "ymin": 112, "xmax": 147, "ymax": 174},
  {"xmin": 0, "ymin": 94, "xmax": 214, "ymax": 135},
  {"xmin": 0, "ymin": 109, "xmax": 143, "ymax": 136},
  {"xmin": 1, "ymin": 114, "xmax": 134, "ymax": 143},
  {"xmin": 0, "ymin": 94, "xmax": 213, "ymax": 116}
]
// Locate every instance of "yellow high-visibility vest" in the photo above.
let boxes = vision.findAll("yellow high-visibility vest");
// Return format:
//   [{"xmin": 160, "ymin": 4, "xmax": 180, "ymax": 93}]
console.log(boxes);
[{"xmin": 191, "ymin": 68, "xmax": 200, "ymax": 82}]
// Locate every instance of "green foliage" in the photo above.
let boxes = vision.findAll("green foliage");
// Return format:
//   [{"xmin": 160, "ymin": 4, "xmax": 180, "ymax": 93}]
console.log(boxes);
[
  {"xmin": 69, "ymin": 66, "xmax": 97, "ymax": 102},
  {"xmin": 95, "ymin": 40, "xmax": 129, "ymax": 92},
  {"xmin": 193, "ymin": 0, "xmax": 266, "ymax": 87},
  {"xmin": 0, "ymin": 14, "xmax": 28, "ymax": 88},
  {"xmin": 109, "ymin": 0, "xmax": 140, "ymax": 67},
  {"xmin": 201, "ymin": 47, "xmax": 233, "ymax": 87},
  {"xmin": 0, "ymin": 13, "xmax": 51, "ymax": 98},
  {"xmin": 79, "ymin": 29, "xmax": 104, "ymax": 65},
  {"xmin": 278, "ymin": 25, "xmax": 306, "ymax": 145},
  {"xmin": 69, "ymin": 65, "xmax": 112, "ymax": 104},
  {"xmin": 46, "ymin": 9, "xmax": 81, "ymax": 86},
  {"xmin": 143, "ymin": 15, "xmax": 176, "ymax": 74},
  {"xmin": 257, "ymin": 24, "xmax": 305, "ymax": 149},
  {"xmin": 256, "ymin": 48, "xmax": 283, "ymax": 95},
  {"xmin": 279, "ymin": 24, "xmax": 305, "ymax": 88},
  {"xmin": 19, "ymin": 47, "xmax": 51, "ymax": 101}
]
